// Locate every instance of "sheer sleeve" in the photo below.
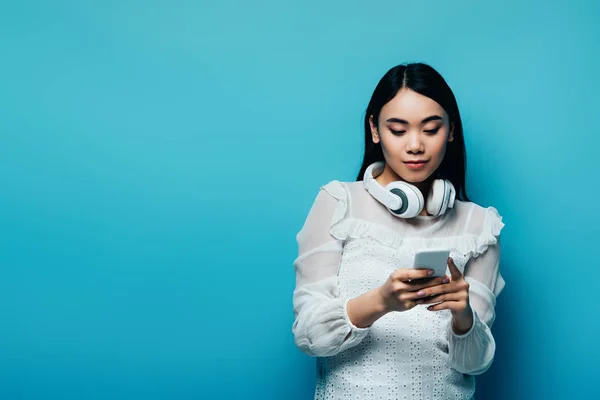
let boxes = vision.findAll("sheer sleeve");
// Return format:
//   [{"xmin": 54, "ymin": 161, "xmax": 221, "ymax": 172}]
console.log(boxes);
[
  {"xmin": 292, "ymin": 181, "xmax": 371, "ymax": 357},
  {"xmin": 447, "ymin": 205, "xmax": 505, "ymax": 375}
]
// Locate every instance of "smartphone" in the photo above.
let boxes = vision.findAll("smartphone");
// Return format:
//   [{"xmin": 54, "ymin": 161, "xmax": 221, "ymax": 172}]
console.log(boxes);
[{"xmin": 413, "ymin": 248, "xmax": 450, "ymax": 278}]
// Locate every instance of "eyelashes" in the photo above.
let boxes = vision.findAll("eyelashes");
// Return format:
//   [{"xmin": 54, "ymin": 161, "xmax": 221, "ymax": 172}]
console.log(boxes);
[{"xmin": 390, "ymin": 128, "xmax": 441, "ymax": 135}]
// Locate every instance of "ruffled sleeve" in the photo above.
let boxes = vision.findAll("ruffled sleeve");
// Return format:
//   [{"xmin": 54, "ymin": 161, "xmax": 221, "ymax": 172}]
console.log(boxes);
[
  {"xmin": 292, "ymin": 181, "xmax": 371, "ymax": 357},
  {"xmin": 447, "ymin": 205, "xmax": 506, "ymax": 375}
]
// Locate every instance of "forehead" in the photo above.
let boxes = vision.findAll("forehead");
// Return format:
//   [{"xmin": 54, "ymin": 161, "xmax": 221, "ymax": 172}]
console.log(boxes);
[{"xmin": 380, "ymin": 89, "xmax": 447, "ymax": 121}]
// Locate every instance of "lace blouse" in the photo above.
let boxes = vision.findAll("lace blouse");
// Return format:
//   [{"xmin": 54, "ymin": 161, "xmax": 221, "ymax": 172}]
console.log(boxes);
[{"xmin": 292, "ymin": 180, "xmax": 505, "ymax": 400}]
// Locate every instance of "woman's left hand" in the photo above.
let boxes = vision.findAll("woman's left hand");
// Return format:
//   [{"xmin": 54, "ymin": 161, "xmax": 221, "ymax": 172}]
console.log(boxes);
[{"xmin": 415, "ymin": 257, "xmax": 473, "ymax": 334}]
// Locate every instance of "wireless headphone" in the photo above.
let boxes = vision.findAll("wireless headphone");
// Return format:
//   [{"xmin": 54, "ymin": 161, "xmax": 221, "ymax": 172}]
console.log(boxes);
[{"xmin": 363, "ymin": 161, "xmax": 456, "ymax": 218}]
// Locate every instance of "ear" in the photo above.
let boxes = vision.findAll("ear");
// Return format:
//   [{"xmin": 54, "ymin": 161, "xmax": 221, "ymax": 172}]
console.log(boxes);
[
  {"xmin": 448, "ymin": 122, "xmax": 455, "ymax": 143},
  {"xmin": 369, "ymin": 115, "xmax": 380, "ymax": 144}
]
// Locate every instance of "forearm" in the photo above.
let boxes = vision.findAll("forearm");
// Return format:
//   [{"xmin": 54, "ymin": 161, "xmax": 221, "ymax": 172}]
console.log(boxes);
[
  {"xmin": 346, "ymin": 287, "xmax": 389, "ymax": 328},
  {"xmin": 448, "ymin": 309, "xmax": 496, "ymax": 375},
  {"xmin": 292, "ymin": 279, "xmax": 372, "ymax": 357}
]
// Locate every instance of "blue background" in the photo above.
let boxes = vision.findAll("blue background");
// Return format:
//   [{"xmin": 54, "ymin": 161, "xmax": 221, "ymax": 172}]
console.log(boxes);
[{"xmin": 1, "ymin": 0, "xmax": 599, "ymax": 399}]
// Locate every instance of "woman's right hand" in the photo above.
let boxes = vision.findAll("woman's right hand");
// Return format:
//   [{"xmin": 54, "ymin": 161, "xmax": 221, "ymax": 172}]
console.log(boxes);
[{"xmin": 377, "ymin": 268, "xmax": 450, "ymax": 313}]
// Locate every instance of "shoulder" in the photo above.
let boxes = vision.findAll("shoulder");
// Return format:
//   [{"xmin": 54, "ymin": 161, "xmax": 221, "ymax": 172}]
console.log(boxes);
[
  {"xmin": 452, "ymin": 199, "xmax": 484, "ymax": 219},
  {"xmin": 303, "ymin": 180, "xmax": 353, "ymax": 218},
  {"xmin": 323, "ymin": 180, "xmax": 367, "ymax": 197},
  {"xmin": 317, "ymin": 180, "xmax": 366, "ymax": 202},
  {"xmin": 319, "ymin": 179, "xmax": 350, "ymax": 198},
  {"xmin": 298, "ymin": 180, "xmax": 355, "ymax": 241},
  {"xmin": 452, "ymin": 200, "xmax": 504, "ymax": 237}
]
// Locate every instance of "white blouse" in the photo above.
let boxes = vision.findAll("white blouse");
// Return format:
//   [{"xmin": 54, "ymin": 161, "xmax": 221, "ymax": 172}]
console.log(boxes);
[{"xmin": 292, "ymin": 180, "xmax": 505, "ymax": 400}]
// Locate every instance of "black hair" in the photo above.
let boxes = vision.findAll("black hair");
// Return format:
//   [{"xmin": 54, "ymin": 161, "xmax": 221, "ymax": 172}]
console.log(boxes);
[{"xmin": 356, "ymin": 62, "xmax": 469, "ymax": 202}]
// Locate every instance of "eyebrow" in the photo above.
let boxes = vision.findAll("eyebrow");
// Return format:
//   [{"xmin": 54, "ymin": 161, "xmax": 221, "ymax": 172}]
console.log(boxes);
[{"xmin": 386, "ymin": 115, "xmax": 443, "ymax": 124}]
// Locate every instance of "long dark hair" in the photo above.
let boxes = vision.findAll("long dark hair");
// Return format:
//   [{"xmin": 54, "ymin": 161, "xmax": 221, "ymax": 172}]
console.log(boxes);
[{"xmin": 356, "ymin": 63, "xmax": 469, "ymax": 202}]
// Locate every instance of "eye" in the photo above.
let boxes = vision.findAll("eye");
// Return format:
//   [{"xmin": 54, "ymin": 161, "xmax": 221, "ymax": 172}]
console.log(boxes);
[
  {"xmin": 390, "ymin": 129, "xmax": 406, "ymax": 135},
  {"xmin": 424, "ymin": 127, "xmax": 440, "ymax": 134}
]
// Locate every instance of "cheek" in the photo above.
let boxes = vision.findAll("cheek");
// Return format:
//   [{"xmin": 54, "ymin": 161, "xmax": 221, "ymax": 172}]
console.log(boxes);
[
  {"xmin": 381, "ymin": 134, "xmax": 406, "ymax": 153},
  {"xmin": 379, "ymin": 135, "xmax": 399, "ymax": 157},
  {"xmin": 430, "ymin": 138, "xmax": 449, "ymax": 159},
  {"xmin": 425, "ymin": 141, "xmax": 449, "ymax": 171}
]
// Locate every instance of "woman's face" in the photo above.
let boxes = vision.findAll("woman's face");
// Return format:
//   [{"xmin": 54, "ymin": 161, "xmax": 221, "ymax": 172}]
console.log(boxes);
[{"xmin": 369, "ymin": 88, "xmax": 454, "ymax": 185}]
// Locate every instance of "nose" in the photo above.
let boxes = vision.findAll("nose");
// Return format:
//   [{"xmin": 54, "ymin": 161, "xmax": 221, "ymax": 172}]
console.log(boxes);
[{"xmin": 406, "ymin": 131, "xmax": 424, "ymax": 154}]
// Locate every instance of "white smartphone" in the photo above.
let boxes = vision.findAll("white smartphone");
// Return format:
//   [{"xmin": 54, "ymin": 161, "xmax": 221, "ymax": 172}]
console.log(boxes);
[{"xmin": 413, "ymin": 248, "xmax": 450, "ymax": 278}]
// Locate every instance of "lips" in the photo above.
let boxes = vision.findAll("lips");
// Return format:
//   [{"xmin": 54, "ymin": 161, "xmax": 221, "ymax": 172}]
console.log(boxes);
[{"xmin": 404, "ymin": 160, "xmax": 428, "ymax": 170}]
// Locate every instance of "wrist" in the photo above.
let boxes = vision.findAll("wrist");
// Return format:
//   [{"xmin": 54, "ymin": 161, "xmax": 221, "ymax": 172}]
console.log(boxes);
[
  {"xmin": 451, "ymin": 306, "xmax": 474, "ymax": 335},
  {"xmin": 373, "ymin": 286, "xmax": 390, "ymax": 315},
  {"xmin": 346, "ymin": 289, "xmax": 389, "ymax": 329}
]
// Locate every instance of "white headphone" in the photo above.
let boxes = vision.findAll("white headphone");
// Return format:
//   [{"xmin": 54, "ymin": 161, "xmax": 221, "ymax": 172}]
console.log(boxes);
[{"xmin": 363, "ymin": 161, "xmax": 456, "ymax": 218}]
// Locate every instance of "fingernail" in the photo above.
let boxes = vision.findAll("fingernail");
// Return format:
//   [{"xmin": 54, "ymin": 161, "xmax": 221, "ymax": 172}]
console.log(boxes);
[
  {"xmin": 442, "ymin": 278, "xmax": 450, "ymax": 284},
  {"xmin": 427, "ymin": 306, "xmax": 434, "ymax": 311},
  {"xmin": 417, "ymin": 290, "xmax": 425, "ymax": 296},
  {"xmin": 428, "ymin": 270, "xmax": 434, "ymax": 275}
]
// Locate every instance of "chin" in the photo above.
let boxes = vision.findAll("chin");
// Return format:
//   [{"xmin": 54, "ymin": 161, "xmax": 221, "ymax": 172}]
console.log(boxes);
[{"xmin": 398, "ymin": 169, "xmax": 434, "ymax": 184}]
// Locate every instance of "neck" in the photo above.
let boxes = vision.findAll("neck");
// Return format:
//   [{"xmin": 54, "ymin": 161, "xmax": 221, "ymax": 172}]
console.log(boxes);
[{"xmin": 375, "ymin": 163, "xmax": 433, "ymax": 216}]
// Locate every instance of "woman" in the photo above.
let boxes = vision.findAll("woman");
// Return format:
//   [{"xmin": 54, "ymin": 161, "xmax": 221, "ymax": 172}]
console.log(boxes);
[{"xmin": 292, "ymin": 62, "xmax": 505, "ymax": 399}]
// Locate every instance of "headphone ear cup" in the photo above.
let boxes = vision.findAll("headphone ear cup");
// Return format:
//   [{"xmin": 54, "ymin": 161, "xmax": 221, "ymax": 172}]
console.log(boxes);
[
  {"xmin": 426, "ymin": 179, "xmax": 456, "ymax": 216},
  {"xmin": 426, "ymin": 179, "xmax": 447, "ymax": 216},
  {"xmin": 386, "ymin": 181, "xmax": 424, "ymax": 218},
  {"xmin": 426, "ymin": 179, "xmax": 442, "ymax": 216},
  {"xmin": 448, "ymin": 184, "xmax": 456, "ymax": 209}
]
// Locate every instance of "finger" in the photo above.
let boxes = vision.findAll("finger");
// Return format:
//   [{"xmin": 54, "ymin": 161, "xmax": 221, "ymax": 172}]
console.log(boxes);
[
  {"xmin": 396, "ymin": 268, "xmax": 436, "ymax": 282},
  {"xmin": 405, "ymin": 276, "xmax": 450, "ymax": 292},
  {"xmin": 427, "ymin": 301, "xmax": 462, "ymax": 312},
  {"xmin": 447, "ymin": 257, "xmax": 462, "ymax": 280},
  {"xmin": 410, "ymin": 279, "xmax": 457, "ymax": 299},
  {"xmin": 414, "ymin": 291, "xmax": 463, "ymax": 304},
  {"xmin": 400, "ymin": 281, "xmax": 445, "ymax": 301}
]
